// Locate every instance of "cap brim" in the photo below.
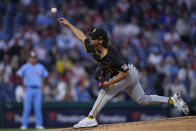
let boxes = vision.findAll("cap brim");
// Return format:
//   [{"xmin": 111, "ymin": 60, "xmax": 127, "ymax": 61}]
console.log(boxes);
[
  {"xmin": 89, "ymin": 33, "xmax": 103, "ymax": 40},
  {"xmin": 88, "ymin": 33, "xmax": 98, "ymax": 40}
]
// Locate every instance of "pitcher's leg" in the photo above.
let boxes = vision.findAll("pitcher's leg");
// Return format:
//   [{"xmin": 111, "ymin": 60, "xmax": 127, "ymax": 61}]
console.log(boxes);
[
  {"xmin": 125, "ymin": 82, "xmax": 169, "ymax": 105},
  {"xmin": 89, "ymin": 85, "xmax": 114, "ymax": 117},
  {"xmin": 126, "ymin": 64, "xmax": 169, "ymax": 105},
  {"xmin": 89, "ymin": 76, "xmax": 132, "ymax": 118},
  {"xmin": 125, "ymin": 82, "xmax": 189, "ymax": 115}
]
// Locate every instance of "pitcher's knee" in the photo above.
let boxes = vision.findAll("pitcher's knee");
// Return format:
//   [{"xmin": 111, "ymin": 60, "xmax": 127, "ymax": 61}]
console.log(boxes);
[
  {"xmin": 136, "ymin": 96, "xmax": 148, "ymax": 105},
  {"xmin": 107, "ymin": 95, "xmax": 113, "ymax": 101}
]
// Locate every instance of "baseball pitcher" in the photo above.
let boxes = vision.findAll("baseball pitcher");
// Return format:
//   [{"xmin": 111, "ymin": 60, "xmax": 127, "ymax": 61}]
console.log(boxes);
[{"xmin": 58, "ymin": 17, "xmax": 189, "ymax": 128}]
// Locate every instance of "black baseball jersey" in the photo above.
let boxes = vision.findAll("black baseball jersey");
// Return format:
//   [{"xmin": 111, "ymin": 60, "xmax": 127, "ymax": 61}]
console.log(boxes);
[{"xmin": 83, "ymin": 39, "xmax": 129, "ymax": 77}]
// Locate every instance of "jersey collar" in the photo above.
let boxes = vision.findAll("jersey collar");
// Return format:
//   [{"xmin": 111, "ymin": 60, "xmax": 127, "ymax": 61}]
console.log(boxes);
[{"xmin": 95, "ymin": 48, "xmax": 108, "ymax": 59}]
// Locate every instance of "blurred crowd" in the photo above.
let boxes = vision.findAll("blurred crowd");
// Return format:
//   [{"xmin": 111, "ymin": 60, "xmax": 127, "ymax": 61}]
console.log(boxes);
[{"xmin": 0, "ymin": 0, "xmax": 196, "ymax": 103}]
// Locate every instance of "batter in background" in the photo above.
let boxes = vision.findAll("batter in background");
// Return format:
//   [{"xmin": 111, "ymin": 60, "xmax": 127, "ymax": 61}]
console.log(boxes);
[
  {"xmin": 17, "ymin": 51, "xmax": 48, "ymax": 130},
  {"xmin": 58, "ymin": 17, "xmax": 189, "ymax": 128}
]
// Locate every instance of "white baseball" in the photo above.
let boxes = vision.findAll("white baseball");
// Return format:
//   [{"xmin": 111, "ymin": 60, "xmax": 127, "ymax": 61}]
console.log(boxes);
[{"xmin": 51, "ymin": 8, "xmax": 57, "ymax": 13}]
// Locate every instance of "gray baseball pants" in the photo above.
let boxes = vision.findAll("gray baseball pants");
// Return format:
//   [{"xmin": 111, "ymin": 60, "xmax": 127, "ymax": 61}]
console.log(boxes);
[{"xmin": 89, "ymin": 64, "xmax": 169, "ymax": 117}]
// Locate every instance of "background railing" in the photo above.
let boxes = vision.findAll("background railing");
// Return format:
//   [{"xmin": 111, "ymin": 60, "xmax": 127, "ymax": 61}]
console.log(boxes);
[{"xmin": 0, "ymin": 100, "xmax": 195, "ymax": 128}]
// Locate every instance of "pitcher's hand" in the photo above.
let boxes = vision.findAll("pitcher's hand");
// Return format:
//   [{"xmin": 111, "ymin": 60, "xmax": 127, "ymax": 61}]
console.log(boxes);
[
  {"xmin": 102, "ymin": 81, "xmax": 111, "ymax": 88},
  {"xmin": 58, "ymin": 17, "xmax": 70, "ymax": 26}
]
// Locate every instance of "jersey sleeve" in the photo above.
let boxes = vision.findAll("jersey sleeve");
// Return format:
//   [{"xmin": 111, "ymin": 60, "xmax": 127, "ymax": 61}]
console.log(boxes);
[
  {"xmin": 113, "ymin": 53, "xmax": 129, "ymax": 72},
  {"xmin": 17, "ymin": 65, "xmax": 26, "ymax": 77},
  {"xmin": 116, "ymin": 61, "xmax": 129, "ymax": 72},
  {"xmin": 118, "ymin": 63, "xmax": 129, "ymax": 72},
  {"xmin": 83, "ymin": 38, "xmax": 94, "ymax": 53},
  {"xmin": 41, "ymin": 65, "xmax": 49, "ymax": 78}
]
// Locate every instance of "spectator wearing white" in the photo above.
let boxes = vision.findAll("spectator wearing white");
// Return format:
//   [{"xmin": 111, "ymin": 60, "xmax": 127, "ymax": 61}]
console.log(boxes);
[
  {"xmin": 24, "ymin": 28, "xmax": 40, "ymax": 44},
  {"xmin": 0, "ymin": 54, "xmax": 12, "ymax": 84},
  {"xmin": 15, "ymin": 85, "xmax": 25, "ymax": 102},
  {"xmin": 175, "ymin": 13, "xmax": 191, "ymax": 39},
  {"xmin": 170, "ymin": 78, "xmax": 188, "ymax": 98},
  {"xmin": 0, "ymin": 39, "xmax": 8, "ymax": 52},
  {"xmin": 55, "ymin": 81, "xmax": 66, "ymax": 101},
  {"xmin": 148, "ymin": 47, "xmax": 163, "ymax": 68},
  {"xmin": 124, "ymin": 18, "xmax": 140, "ymax": 38},
  {"xmin": 34, "ymin": 42, "xmax": 48, "ymax": 62},
  {"xmin": 164, "ymin": 29, "xmax": 180, "ymax": 45},
  {"xmin": 177, "ymin": 61, "xmax": 188, "ymax": 82},
  {"xmin": 113, "ymin": 20, "xmax": 125, "ymax": 43},
  {"xmin": 116, "ymin": 0, "xmax": 130, "ymax": 13}
]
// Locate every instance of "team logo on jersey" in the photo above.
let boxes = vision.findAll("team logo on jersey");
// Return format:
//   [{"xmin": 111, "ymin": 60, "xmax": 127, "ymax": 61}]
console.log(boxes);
[
  {"xmin": 121, "ymin": 64, "xmax": 128, "ymax": 70},
  {"xmin": 36, "ymin": 70, "xmax": 41, "ymax": 75}
]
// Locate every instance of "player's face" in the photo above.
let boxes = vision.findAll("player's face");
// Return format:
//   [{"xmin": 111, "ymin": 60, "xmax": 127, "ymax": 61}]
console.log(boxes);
[
  {"xmin": 90, "ymin": 38, "xmax": 103, "ymax": 46},
  {"xmin": 90, "ymin": 38, "xmax": 99, "ymax": 46},
  {"xmin": 30, "ymin": 57, "xmax": 37, "ymax": 65}
]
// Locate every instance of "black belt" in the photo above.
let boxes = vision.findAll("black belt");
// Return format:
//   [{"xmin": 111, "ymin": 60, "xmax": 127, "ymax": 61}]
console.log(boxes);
[{"xmin": 28, "ymin": 86, "xmax": 40, "ymax": 88}]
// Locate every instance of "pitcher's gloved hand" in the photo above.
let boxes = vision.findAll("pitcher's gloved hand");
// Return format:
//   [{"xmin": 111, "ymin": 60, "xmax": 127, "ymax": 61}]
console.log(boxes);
[{"xmin": 94, "ymin": 66, "xmax": 110, "ymax": 88}]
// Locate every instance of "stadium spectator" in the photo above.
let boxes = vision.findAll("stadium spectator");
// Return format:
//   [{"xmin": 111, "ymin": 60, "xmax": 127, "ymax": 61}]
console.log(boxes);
[
  {"xmin": 15, "ymin": 85, "xmax": 25, "ymax": 102},
  {"xmin": 0, "ymin": 54, "xmax": 12, "ymax": 84},
  {"xmin": 75, "ymin": 79, "xmax": 91, "ymax": 102},
  {"xmin": 170, "ymin": 78, "xmax": 188, "ymax": 98},
  {"xmin": 148, "ymin": 47, "xmax": 163, "ymax": 68}
]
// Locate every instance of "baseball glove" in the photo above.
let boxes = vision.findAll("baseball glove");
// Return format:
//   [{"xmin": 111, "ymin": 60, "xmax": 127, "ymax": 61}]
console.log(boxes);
[{"xmin": 94, "ymin": 66, "xmax": 111, "ymax": 88}]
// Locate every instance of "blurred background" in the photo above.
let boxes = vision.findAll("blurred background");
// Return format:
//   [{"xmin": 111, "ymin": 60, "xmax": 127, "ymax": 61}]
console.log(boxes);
[{"xmin": 0, "ymin": 0, "xmax": 196, "ymax": 129}]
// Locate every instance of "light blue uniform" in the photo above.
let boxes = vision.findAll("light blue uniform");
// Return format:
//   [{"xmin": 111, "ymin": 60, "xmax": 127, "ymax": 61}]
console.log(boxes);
[{"xmin": 17, "ymin": 63, "xmax": 48, "ymax": 127}]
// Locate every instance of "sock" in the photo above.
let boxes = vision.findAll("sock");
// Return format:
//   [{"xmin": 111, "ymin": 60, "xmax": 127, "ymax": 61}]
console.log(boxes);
[
  {"xmin": 168, "ymin": 98, "xmax": 174, "ymax": 104},
  {"xmin": 88, "ymin": 116, "xmax": 94, "ymax": 119}
]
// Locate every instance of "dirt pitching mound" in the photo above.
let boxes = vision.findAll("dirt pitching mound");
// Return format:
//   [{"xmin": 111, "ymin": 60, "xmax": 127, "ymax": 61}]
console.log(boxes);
[{"xmin": 43, "ymin": 116, "xmax": 196, "ymax": 131}]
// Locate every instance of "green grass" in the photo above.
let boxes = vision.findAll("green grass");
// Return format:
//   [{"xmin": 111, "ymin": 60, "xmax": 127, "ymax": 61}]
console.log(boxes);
[{"xmin": 0, "ymin": 129, "xmax": 37, "ymax": 131}]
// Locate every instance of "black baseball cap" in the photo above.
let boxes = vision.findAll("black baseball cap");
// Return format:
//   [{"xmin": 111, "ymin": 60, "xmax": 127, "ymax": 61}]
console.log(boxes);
[{"xmin": 89, "ymin": 28, "xmax": 108, "ymax": 40}]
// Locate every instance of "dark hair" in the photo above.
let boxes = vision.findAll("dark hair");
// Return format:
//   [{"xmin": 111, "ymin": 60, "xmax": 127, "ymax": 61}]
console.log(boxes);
[
  {"xmin": 89, "ymin": 28, "xmax": 109, "ymax": 48},
  {"xmin": 102, "ymin": 36, "xmax": 109, "ymax": 48}
]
